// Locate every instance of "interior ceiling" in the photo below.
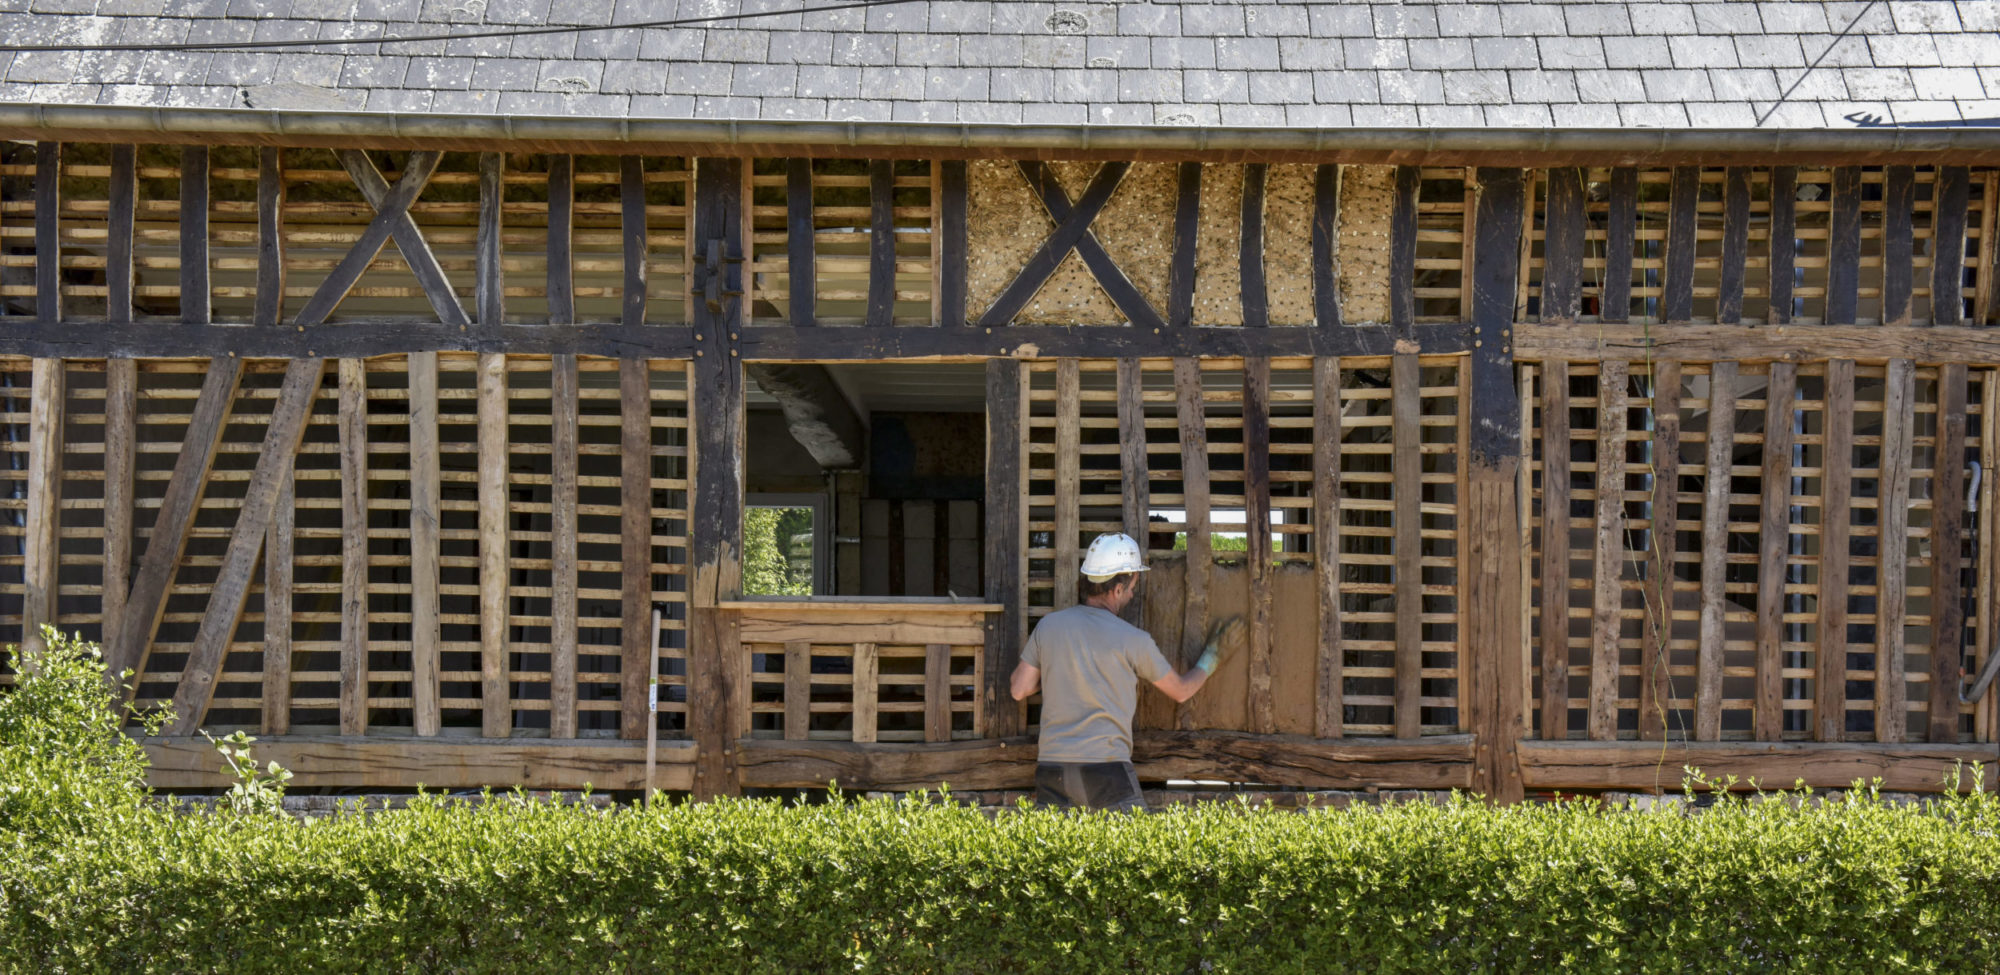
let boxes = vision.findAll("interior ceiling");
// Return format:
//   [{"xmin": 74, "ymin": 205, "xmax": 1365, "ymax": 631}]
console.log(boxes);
[{"xmin": 747, "ymin": 362, "xmax": 989, "ymax": 415}]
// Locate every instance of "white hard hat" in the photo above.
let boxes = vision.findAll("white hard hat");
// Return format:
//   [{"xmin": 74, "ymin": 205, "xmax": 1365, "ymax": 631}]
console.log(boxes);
[{"xmin": 1080, "ymin": 532, "xmax": 1149, "ymax": 581}]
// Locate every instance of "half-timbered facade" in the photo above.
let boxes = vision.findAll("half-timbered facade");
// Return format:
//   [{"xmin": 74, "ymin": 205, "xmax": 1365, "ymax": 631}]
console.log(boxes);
[{"xmin": 1, "ymin": 1, "xmax": 1997, "ymax": 800}]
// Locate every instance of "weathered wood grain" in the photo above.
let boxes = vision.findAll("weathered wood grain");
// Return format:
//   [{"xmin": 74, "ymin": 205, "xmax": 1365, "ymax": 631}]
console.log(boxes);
[
  {"xmin": 549, "ymin": 353, "xmax": 580, "ymax": 738},
  {"xmin": 1663, "ymin": 166, "xmax": 1697, "ymax": 323},
  {"xmin": 1827, "ymin": 166, "xmax": 1861, "ymax": 324},
  {"xmin": 1932, "ymin": 166, "xmax": 1970, "ymax": 326},
  {"xmin": 938, "ymin": 159, "xmax": 968, "ymax": 326},
  {"xmin": 143, "ymin": 737, "xmax": 696, "ymax": 791},
  {"xmin": 101, "ymin": 359, "xmax": 136, "ymax": 657},
  {"xmin": 1696, "ymin": 360, "xmax": 1737, "ymax": 742},
  {"xmin": 255, "ymin": 146, "xmax": 286, "ymax": 326},
  {"xmin": 1768, "ymin": 166, "xmax": 1797, "ymax": 325},
  {"xmin": 1117, "ymin": 356, "xmax": 1149, "ymax": 627},
  {"xmin": 21, "ymin": 359, "xmax": 62, "ymax": 661},
  {"xmin": 1538, "ymin": 358, "xmax": 1572, "ymax": 740},
  {"xmin": 1170, "ymin": 161, "xmax": 1202, "ymax": 329},
  {"xmin": 1312, "ymin": 164, "xmax": 1341, "ymax": 328},
  {"xmin": 1053, "ymin": 358, "xmax": 1081, "ymax": 610},
  {"xmin": 1392, "ymin": 353, "xmax": 1422, "ymax": 739},
  {"xmin": 338, "ymin": 358, "xmax": 370, "ymax": 736},
  {"xmin": 407, "ymin": 351, "xmax": 442, "ymax": 736},
  {"xmin": 1929, "ymin": 363, "xmax": 1967, "ymax": 743},
  {"xmin": 1540, "ymin": 167, "xmax": 1584, "ymax": 324},
  {"xmin": 1876, "ymin": 358, "xmax": 1913, "ymax": 743},
  {"xmin": 983, "ymin": 358, "xmax": 1026, "ymax": 738},
  {"xmin": 107, "ymin": 145, "xmax": 135, "ymax": 325},
  {"xmin": 547, "ymin": 154, "xmax": 575, "ymax": 325},
  {"xmin": 621, "ymin": 357, "xmax": 655, "ymax": 741},
  {"xmin": 1601, "ymin": 167, "xmax": 1636, "ymax": 323},
  {"xmin": 1242, "ymin": 356, "xmax": 1273, "ymax": 733},
  {"xmin": 1755, "ymin": 361, "xmax": 1798, "ymax": 741},
  {"xmin": 1239, "ymin": 162, "xmax": 1268, "ymax": 327},
  {"xmin": 1816, "ymin": 358, "xmax": 1854, "ymax": 742},
  {"xmin": 1312, "ymin": 356, "xmax": 1343, "ymax": 739},
  {"xmin": 1883, "ymin": 165, "xmax": 1915, "ymax": 326},
  {"xmin": 1640, "ymin": 360, "xmax": 1680, "ymax": 741},
  {"xmin": 1516, "ymin": 740, "xmax": 1996, "ymax": 793},
  {"xmin": 1589, "ymin": 359, "xmax": 1629, "ymax": 741},
  {"xmin": 1174, "ymin": 357, "xmax": 1211, "ymax": 730},
  {"xmin": 477, "ymin": 352, "xmax": 511, "ymax": 738},
  {"xmin": 1718, "ymin": 167, "xmax": 1749, "ymax": 325}
]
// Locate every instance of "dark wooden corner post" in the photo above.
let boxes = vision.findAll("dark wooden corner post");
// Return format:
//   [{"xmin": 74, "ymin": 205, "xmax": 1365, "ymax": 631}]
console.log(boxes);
[
  {"xmin": 1466, "ymin": 168, "xmax": 1527, "ymax": 802},
  {"xmin": 983, "ymin": 358, "xmax": 1026, "ymax": 739},
  {"xmin": 688, "ymin": 156, "xmax": 747, "ymax": 798}
]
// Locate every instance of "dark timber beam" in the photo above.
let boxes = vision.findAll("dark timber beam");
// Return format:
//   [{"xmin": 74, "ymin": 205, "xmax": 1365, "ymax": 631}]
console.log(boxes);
[
  {"xmin": 1662, "ymin": 166, "xmax": 1697, "ymax": 323},
  {"xmin": 107, "ymin": 145, "xmax": 135, "ymax": 325},
  {"xmin": 1601, "ymin": 167, "xmax": 1636, "ymax": 324},
  {"xmin": 1718, "ymin": 167, "xmax": 1750, "ymax": 324},
  {"xmin": 1239, "ymin": 162, "xmax": 1268, "ymax": 327},
  {"xmin": 938, "ymin": 159, "xmax": 968, "ymax": 326},
  {"xmin": 786, "ymin": 157, "xmax": 816, "ymax": 327},
  {"xmin": 255, "ymin": 147, "xmax": 286, "ymax": 326},
  {"xmin": 981, "ymin": 161, "xmax": 1164, "ymax": 330},
  {"xmin": 1539, "ymin": 166, "xmax": 1584, "ymax": 324},
  {"xmin": 181, "ymin": 145, "xmax": 210, "ymax": 325},
  {"xmin": 1311, "ymin": 163, "xmax": 1340, "ymax": 328},
  {"xmin": 0, "ymin": 321, "xmax": 1475, "ymax": 361},
  {"xmin": 1827, "ymin": 166, "xmax": 1862, "ymax": 324},
  {"xmin": 34, "ymin": 142, "xmax": 59, "ymax": 325},
  {"xmin": 867, "ymin": 159, "xmax": 896, "ymax": 326},
  {"xmin": 744, "ymin": 362, "xmax": 866, "ymax": 469},
  {"xmin": 295, "ymin": 150, "xmax": 455, "ymax": 326},
  {"xmin": 1933, "ymin": 166, "xmax": 1970, "ymax": 326},
  {"xmin": 1169, "ymin": 161, "xmax": 1202, "ymax": 328},
  {"xmin": 1389, "ymin": 164, "xmax": 1420, "ymax": 336},
  {"xmin": 1769, "ymin": 166, "xmax": 1797, "ymax": 325},
  {"xmin": 548, "ymin": 154, "xmax": 575, "ymax": 325},
  {"xmin": 982, "ymin": 358, "xmax": 1025, "ymax": 738}
]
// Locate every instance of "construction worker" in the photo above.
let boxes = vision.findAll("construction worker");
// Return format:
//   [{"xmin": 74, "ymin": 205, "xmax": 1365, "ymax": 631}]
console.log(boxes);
[{"xmin": 1010, "ymin": 531, "xmax": 1243, "ymax": 812}]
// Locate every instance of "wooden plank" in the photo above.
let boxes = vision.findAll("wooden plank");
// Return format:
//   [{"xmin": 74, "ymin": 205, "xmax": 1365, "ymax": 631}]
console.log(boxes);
[
  {"xmin": 1662, "ymin": 166, "xmax": 1698, "ymax": 323},
  {"xmin": 689, "ymin": 161, "xmax": 747, "ymax": 796},
  {"xmin": 1169, "ymin": 162, "xmax": 1201, "ymax": 328},
  {"xmin": 255, "ymin": 147, "xmax": 286, "ymax": 326},
  {"xmin": 1239, "ymin": 162, "xmax": 1269, "ymax": 327},
  {"xmin": 1827, "ymin": 166, "xmax": 1862, "ymax": 325},
  {"xmin": 1640, "ymin": 360, "xmax": 1680, "ymax": 742},
  {"xmin": 1932, "ymin": 166, "xmax": 1970, "ymax": 326},
  {"xmin": 477, "ymin": 151, "xmax": 504, "ymax": 333},
  {"xmin": 143, "ymin": 737, "xmax": 697, "ymax": 792},
  {"xmin": 1389, "ymin": 165, "xmax": 1420, "ymax": 335},
  {"xmin": 33, "ymin": 143, "xmax": 60, "ymax": 324},
  {"xmin": 549, "ymin": 353, "xmax": 580, "ymax": 739},
  {"xmin": 337, "ymin": 358, "xmax": 370, "ymax": 737},
  {"xmin": 1515, "ymin": 740, "xmax": 1997, "ymax": 793},
  {"xmin": 476, "ymin": 353, "xmax": 511, "ymax": 739},
  {"xmin": 1929, "ymin": 363, "xmax": 1968, "ymax": 743},
  {"xmin": 1538, "ymin": 359, "xmax": 1572, "ymax": 740},
  {"xmin": 621, "ymin": 357, "xmax": 654, "ymax": 741},
  {"xmin": 851, "ymin": 642, "xmax": 879, "ymax": 743},
  {"xmin": 106, "ymin": 144, "xmax": 135, "ymax": 325},
  {"xmin": 982, "ymin": 358, "xmax": 1025, "ymax": 738},
  {"xmin": 1718, "ymin": 167, "xmax": 1750, "ymax": 325},
  {"xmin": 939, "ymin": 159, "xmax": 968, "ymax": 326},
  {"xmin": 1588, "ymin": 359, "xmax": 1629, "ymax": 741},
  {"xmin": 784, "ymin": 639, "xmax": 811, "ymax": 741},
  {"xmin": 621, "ymin": 155, "xmax": 648, "ymax": 327},
  {"xmin": 263, "ymin": 425, "xmax": 295, "ymax": 737},
  {"xmin": 164, "ymin": 359, "xmax": 326, "ymax": 735},
  {"xmin": 1391, "ymin": 353, "xmax": 1422, "ymax": 738},
  {"xmin": 1053, "ymin": 358, "xmax": 1080, "ymax": 610},
  {"xmin": 1769, "ymin": 166, "xmax": 1797, "ymax": 325},
  {"xmin": 735, "ymin": 615, "xmax": 987, "ymax": 647},
  {"xmin": 546, "ymin": 154, "xmax": 575, "ymax": 325},
  {"xmin": 1601, "ymin": 168, "xmax": 1636, "ymax": 323},
  {"xmin": 1817, "ymin": 358, "xmax": 1855, "ymax": 742},
  {"xmin": 866, "ymin": 159, "xmax": 896, "ymax": 326},
  {"xmin": 1174, "ymin": 357, "xmax": 1210, "ymax": 731},
  {"xmin": 734, "ymin": 733, "xmax": 1477, "ymax": 792},
  {"xmin": 1540, "ymin": 167, "xmax": 1585, "ymax": 324},
  {"xmin": 1755, "ymin": 361, "xmax": 1798, "ymax": 741},
  {"xmin": 925, "ymin": 643, "xmax": 951, "ymax": 743},
  {"xmin": 979, "ymin": 161, "xmax": 1131, "ymax": 326},
  {"xmin": 180, "ymin": 145, "xmax": 210, "ymax": 325},
  {"xmin": 786, "ymin": 157, "xmax": 816, "ymax": 327},
  {"xmin": 407, "ymin": 351, "xmax": 442, "ymax": 737},
  {"xmin": 1312, "ymin": 356, "xmax": 1343, "ymax": 739},
  {"xmin": 1312, "ymin": 164, "xmax": 1341, "ymax": 328},
  {"xmin": 1116, "ymin": 356, "xmax": 1149, "ymax": 627},
  {"xmin": 1876, "ymin": 358, "xmax": 1914, "ymax": 743},
  {"xmin": 101, "ymin": 359, "xmax": 136, "ymax": 658},
  {"xmin": 1515, "ymin": 322, "xmax": 2000, "ymax": 365},
  {"xmin": 21, "ymin": 359, "xmax": 62, "ymax": 661},
  {"xmin": 1883, "ymin": 165, "xmax": 1915, "ymax": 327},
  {"xmin": 295, "ymin": 151, "xmax": 450, "ymax": 326},
  {"xmin": 1695, "ymin": 361, "xmax": 1738, "ymax": 742},
  {"xmin": 105, "ymin": 359, "xmax": 244, "ymax": 681},
  {"xmin": 1242, "ymin": 357, "xmax": 1273, "ymax": 734}
]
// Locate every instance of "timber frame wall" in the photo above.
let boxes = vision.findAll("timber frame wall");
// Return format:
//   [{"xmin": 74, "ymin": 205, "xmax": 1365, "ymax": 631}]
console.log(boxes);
[{"xmin": 1, "ymin": 141, "xmax": 1997, "ymax": 802}]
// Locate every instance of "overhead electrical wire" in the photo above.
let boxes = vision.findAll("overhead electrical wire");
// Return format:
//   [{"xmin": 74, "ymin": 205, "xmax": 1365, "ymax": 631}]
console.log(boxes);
[{"xmin": 0, "ymin": 0, "xmax": 935, "ymax": 54}]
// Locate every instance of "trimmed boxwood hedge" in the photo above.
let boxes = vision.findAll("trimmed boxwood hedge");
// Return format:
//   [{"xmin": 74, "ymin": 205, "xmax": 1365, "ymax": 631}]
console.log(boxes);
[{"xmin": 2, "ymin": 783, "xmax": 1996, "ymax": 974}]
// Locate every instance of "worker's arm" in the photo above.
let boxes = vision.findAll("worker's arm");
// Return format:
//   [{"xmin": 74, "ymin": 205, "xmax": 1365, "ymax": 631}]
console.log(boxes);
[
  {"xmin": 1010, "ymin": 661, "xmax": 1040, "ymax": 701},
  {"xmin": 1150, "ymin": 617, "xmax": 1244, "ymax": 704}
]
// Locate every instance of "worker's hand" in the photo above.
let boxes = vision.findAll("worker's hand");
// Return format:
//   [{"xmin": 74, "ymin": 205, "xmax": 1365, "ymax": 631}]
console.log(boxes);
[{"xmin": 1194, "ymin": 616, "xmax": 1245, "ymax": 674}]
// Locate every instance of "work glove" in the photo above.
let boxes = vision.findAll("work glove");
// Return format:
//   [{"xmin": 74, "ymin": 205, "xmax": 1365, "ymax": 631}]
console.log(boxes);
[{"xmin": 1194, "ymin": 616, "xmax": 1245, "ymax": 674}]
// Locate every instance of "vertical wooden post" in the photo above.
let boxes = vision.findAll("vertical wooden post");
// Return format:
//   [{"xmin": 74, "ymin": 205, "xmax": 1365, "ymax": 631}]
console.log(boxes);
[
  {"xmin": 477, "ymin": 152, "xmax": 505, "ymax": 335},
  {"xmin": 476, "ymin": 352, "xmax": 511, "ymax": 738},
  {"xmin": 263, "ymin": 443, "xmax": 295, "ymax": 737},
  {"xmin": 982, "ymin": 358, "xmax": 1026, "ymax": 738},
  {"xmin": 1116, "ymin": 357, "xmax": 1149, "ymax": 627},
  {"xmin": 1169, "ymin": 162, "xmax": 1202, "ymax": 328},
  {"xmin": 1312, "ymin": 164, "xmax": 1342, "ymax": 328},
  {"xmin": 1540, "ymin": 167, "xmax": 1585, "ymax": 324},
  {"xmin": 34, "ymin": 142, "xmax": 60, "ymax": 326},
  {"xmin": 1053, "ymin": 359, "xmax": 1080, "ymax": 610},
  {"xmin": 1876, "ymin": 359, "xmax": 1914, "ymax": 743},
  {"xmin": 408, "ymin": 351, "xmax": 443, "ymax": 736},
  {"xmin": 621, "ymin": 358, "xmax": 655, "ymax": 741},
  {"xmin": 1769, "ymin": 167, "xmax": 1797, "ymax": 325},
  {"xmin": 1601, "ymin": 168, "xmax": 1636, "ymax": 324},
  {"xmin": 1538, "ymin": 359, "xmax": 1572, "ymax": 741},
  {"xmin": 1640, "ymin": 360, "xmax": 1681, "ymax": 742},
  {"xmin": 1827, "ymin": 167, "xmax": 1862, "ymax": 325},
  {"xmin": 1932, "ymin": 167, "xmax": 1970, "ymax": 326},
  {"xmin": 689, "ymin": 156, "xmax": 746, "ymax": 797},
  {"xmin": 1174, "ymin": 357, "xmax": 1210, "ymax": 731},
  {"xmin": 787, "ymin": 157, "xmax": 816, "ymax": 327},
  {"xmin": 107, "ymin": 145, "xmax": 136, "ymax": 326},
  {"xmin": 924, "ymin": 642, "xmax": 952, "ymax": 742},
  {"xmin": 852, "ymin": 641, "xmax": 879, "ymax": 743},
  {"xmin": 867, "ymin": 159, "xmax": 896, "ymax": 327},
  {"xmin": 622, "ymin": 155, "xmax": 648, "ymax": 327},
  {"xmin": 1243, "ymin": 357, "xmax": 1273, "ymax": 734},
  {"xmin": 549, "ymin": 354, "xmax": 580, "ymax": 738},
  {"xmin": 1883, "ymin": 166, "xmax": 1915, "ymax": 327},
  {"xmin": 339, "ymin": 359, "xmax": 371, "ymax": 736},
  {"xmin": 938, "ymin": 160, "xmax": 968, "ymax": 326},
  {"xmin": 1466, "ymin": 167, "xmax": 1526, "ymax": 800},
  {"xmin": 1588, "ymin": 359, "xmax": 1629, "ymax": 741},
  {"xmin": 180, "ymin": 145, "xmax": 210, "ymax": 325},
  {"xmin": 1755, "ymin": 362, "xmax": 1799, "ymax": 741},
  {"xmin": 784, "ymin": 640, "xmax": 811, "ymax": 740},
  {"xmin": 1391, "ymin": 353, "xmax": 1423, "ymax": 739},
  {"xmin": 255, "ymin": 147, "xmax": 286, "ymax": 326},
  {"xmin": 101, "ymin": 360, "xmax": 135, "ymax": 660},
  {"xmin": 548, "ymin": 155, "xmax": 575, "ymax": 325},
  {"xmin": 1389, "ymin": 166, "xmax": 1420, "ymax": 337},
  {"xmin": 22, "ymin": 359, "xmax": 63, "ymax": 661},
  {"xmin": 1930, "ymin": 364, "xmax": 1968, "ymax": 743},
  {"xmin": 1718, "ymin": 168, "xmax": 1750, "ymax": 325},
  {"xmin": 1239, "ymin": 163, "xmax": 1269, "ymax": 327},
  {"xmin": 1696, "ymin": 361, "xmax": 1738, "ymax": 741},
  {"xmin": 1817, "ymin": 359, "xmax": 1855, "ymax": 742},
  {"xmin": 1663, "ymin": 167, "xmax": 1698, "ymax": 324},
  {"xmin": 1313, "ymin": 356, "xmax": 1344, "ymax": 739}
]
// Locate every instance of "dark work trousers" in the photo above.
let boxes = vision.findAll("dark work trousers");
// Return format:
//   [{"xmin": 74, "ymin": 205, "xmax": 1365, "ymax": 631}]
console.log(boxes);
[{"xmin": 1034, "ymin": 761, "xmax": 1147, "ymax": 812}]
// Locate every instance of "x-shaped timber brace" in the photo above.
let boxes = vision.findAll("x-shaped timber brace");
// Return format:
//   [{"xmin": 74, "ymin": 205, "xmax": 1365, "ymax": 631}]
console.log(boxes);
[
  {"xmin": 295, "ymin": 150, "xmax": 467, "ymax": 328},
  {"xmin": 979, "ymin": 161, "xmax": 1166, "ymax": 330}
]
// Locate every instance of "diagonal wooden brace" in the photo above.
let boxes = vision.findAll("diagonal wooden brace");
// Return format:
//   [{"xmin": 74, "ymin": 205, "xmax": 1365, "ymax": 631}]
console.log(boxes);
[
  {"xmin": 295, "ymin": 150, "xmax": 463, "ymax": 327},
  {"xmin": 979, "ymin": 161, "xmax": 1163, "ymax": 329}
]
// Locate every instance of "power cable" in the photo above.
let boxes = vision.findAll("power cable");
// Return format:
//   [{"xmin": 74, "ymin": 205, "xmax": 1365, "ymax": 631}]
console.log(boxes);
[
  {"xmin": 1754, "ymin": 0, "xmax": 1880, "ymax": 127},
  {"xmin": 0, "ymin": 0, "xmax": 932, "ymax": 54}
]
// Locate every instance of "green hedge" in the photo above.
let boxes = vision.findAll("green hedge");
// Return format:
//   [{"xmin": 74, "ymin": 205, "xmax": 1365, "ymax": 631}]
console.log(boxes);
[{"xmin": 3, "ymin": 785, "xmax": 1997, "ymax": 974}]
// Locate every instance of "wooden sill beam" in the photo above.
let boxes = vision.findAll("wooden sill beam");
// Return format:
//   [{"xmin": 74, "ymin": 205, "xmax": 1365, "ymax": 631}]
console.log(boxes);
[
  {"xmin": 141, "ymin": 736, "xmax": 696, "ymax": 792},
  {"xmin": 1517, "ymin": 740, "xmax": 1998, "ymax": 793}
]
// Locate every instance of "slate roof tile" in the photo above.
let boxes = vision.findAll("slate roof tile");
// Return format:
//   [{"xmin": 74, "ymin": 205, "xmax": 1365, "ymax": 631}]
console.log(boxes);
[
  {"xmin": 1472, "ymin": 36, "xmax": 1540, "ymax": 69},
  {"xmin": 1538, "ymin": 36, "xmax": 1607, "ymax": 69}
]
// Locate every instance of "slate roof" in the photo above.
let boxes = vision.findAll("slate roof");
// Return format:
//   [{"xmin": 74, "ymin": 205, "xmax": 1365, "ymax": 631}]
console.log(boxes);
[{"xmin": 0, "ymin": 0, "xmax": 1996, "ymax": 129}]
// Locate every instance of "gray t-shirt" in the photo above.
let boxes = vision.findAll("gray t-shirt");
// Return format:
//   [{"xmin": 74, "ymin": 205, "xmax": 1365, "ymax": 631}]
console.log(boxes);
[{"xmin": 1021, "ymin": 605, "xmax": 1173, "ymax": 763}]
